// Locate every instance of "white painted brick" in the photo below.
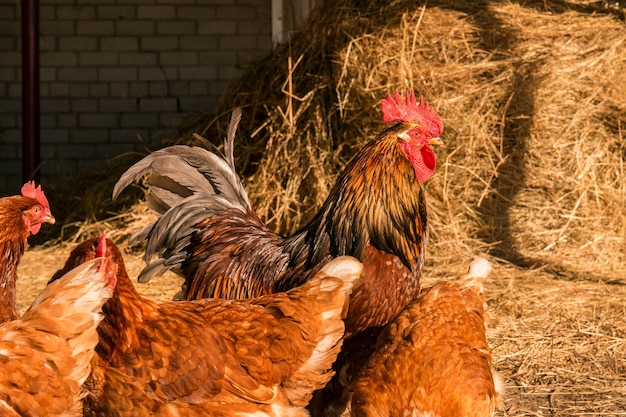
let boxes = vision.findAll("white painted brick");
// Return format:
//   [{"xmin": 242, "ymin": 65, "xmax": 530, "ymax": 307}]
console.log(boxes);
[
  {"xmin": 120, "ymin": 52, "xmax": 158, "ymax": 66},
  {"xmin": 141, "ymin": 36, "xmax": 179, "ymax": 51},
  {"xmin": 69, "ymin": 84, "xmax": 89, "ymax": 97},
  {"xmin": 40, "ymin": 84, "xmax": 50, "ymax": 97},
  {"xmin": 139, "ymin": 97, "xmax": 177, "ymax": 112},
  {"xmin": 137, "ymin": 5, "xmax": 175, "ymax": 20},
  {"xmin": 40, "ymin": 68, "xmax": 59, "ymax": 82},
  {"xmin": 100, "ymin": 98, "xmax": 137, "ymax": 112},
  {"xmin": 198, "ymin": 20, "xmax": 236, "ymax": 34},
  {"xmin": 97, "ymin": 5, "xmax": 136, "ymax": 20},
  {"xmin": 179, "ymin": 96, "xmax": 212, "ymax": 112},
  {"xmin": 57, "ymin": 5, "xmax": 96, "ymax": 20},
  {"xmin": 89, "ymin": 83, "xmax": 110, "ymax": 97},
  {"xmin": 77, "ymin": 20, "xmax": 115, "ymax": 35},
  {"xmin": 41, "ymin": 21, "xmax": 75, "ymax": 35},
  {"xmin": 219, "ymin": 35, "xmax": 259, "ymax": 50},
  {"xmin": 71, "ymin": 128, "xmax": 109, "ymax": 143},
  {"xmin": 42, "ymin": 128, "xmax": 70, "ymax": 144},
  {"xmin": 50, "ymin": 82, "xmax": 71, "ymax": 96},
  {"xmin": 79, "ymin": 113, "xmax": 117, "ymax": 128},
  {"xmin": 0, "ymin": 68, "xmax": 16, "ymax": 81},
  {"xmin": 199, "ymin": 50, "xmax": 237, "ymax": 65},
  {"xmin": 217, "ymin": 5, "xmax": 256, "ymax": 19},
  {"xmin": 41, "ymin": 51, "xmax": 78, "ymax": 66},
  {"xmin": 148, "ymin": 82, "xmax": 169, "ymax": 96},
  {"xmin": 58, "ymin": 113, "xmax": 78, "ymax": 128},
  {"xmin": 180, "ymin": 35, "xmax": 218, "ymax": 50},
  {"xmin": 58, "ymin": 67, "xmax": 97, "ymax": 82},
  {"xmin": 197, "ymin": 0, "xmax": 236, "ymax": 4},
  {"xmin": 0, "ymin": 99, "xmax": 20, "ymax": 113},
  {"xmin": 0, "ymin": 52, "xmax": 19, "ymax": 65},
  {"xmin": 169, "ymin": 81, "xmax": 189, "ymax": 96},
  {"xmin": 57, "ymin": 144, "xmax": 96, "ymax": 158},
  {"xmin": 101, "ymin": 37, "xmax": 139, "ymax": 51},
  {"xmin": 79, "ymin": 52, "xmax": 118, "ymax": 66},
  {"xmin": 110, "ymin": 83, "xmax": 130, "ymax": 97},
  {"xmin": 0, "ymin": 128, "xmax": 20, "ymax": 144},
  {"xmin": 110, "ymin": 128, "xmax": 150, "ymax": 143},
  {"xmin": 189, "ymin": 81, "xmax": 209, "ymax": 95},
  {"xmin": 177, "ymin": 6, "xmax": 216, "ymax": 20},
  {"xmin": 218, "ymin": 65, "xmax": 243, "ymax": 81},
  {"xmin": 42, "ymin": 98, "xmax": 71, "ymax": 113},
  {"xmin": 59, "ymin": 36, "xmax": 98, "ymax": 51},
  {"xmin": 99, "ymin": 67, "xmax": 138, "ymax": 82},
  {"xmin": 0, "ymin": 37, "xmax": 16, "ymax": 51},
  {"xmin": 237, "ymin": 18, "xmax": 270, "ymax": 34},
  {"xmin": 129, "ymin": 82, "xmax": 149, "ymax": 97},
  {"xmin": 179, "ymin": 66, "xmax": 217, "ymax": 80},
  {"xmin": 72, "ymin": 98, "xmax": 99, "ymax": 113},
  {"xmin": 160, "ymin": 51, "xmax": 198, "ymax": 66},
  {"xmin": 117, "ymin": 21, "xmax": 156, "ymax": 36},
  {"xmin": 0, "ymin": 6, "xmax": 16, "ymax": 20},
  {"xmin": 40, "ymin": 36, "xmax": 57, "ymax": 51},
  {"xmin": 120, "ymin": 113, "xmax": 159, "ymax": 128},
  {"xmin": 41, "ymin": 114, "xmax": 57, "ymax": 128},
  {"xmin": 0, "ymin": 145, "xmax": 19, "ymax": 159},
  {"xmin": 0, "ymin": 83, "xmax": 5, "ymax": 97},
  {"xmin": 7, "ymin": 83, "xmax": 20, "ymax": 97},
  {"xmin": 0, "ymin": 113, "xmax": 15, "ymax": 128},
  {"xmin": 157, "ymin": 21, "xmax": 195, "ymax": 35},
  {"xmin": 40, "ymin": 6, "xmax": 56, "ymax": 20},
  {"xmin": 138, "ymin": 67, "xmax": 178, "ymax": 81}
]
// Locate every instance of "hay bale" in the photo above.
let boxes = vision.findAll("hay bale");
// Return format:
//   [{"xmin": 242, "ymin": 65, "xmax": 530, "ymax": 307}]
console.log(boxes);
[{"xmin": 173, "ymin": 0, "xmax": 626, "ymax": 279}]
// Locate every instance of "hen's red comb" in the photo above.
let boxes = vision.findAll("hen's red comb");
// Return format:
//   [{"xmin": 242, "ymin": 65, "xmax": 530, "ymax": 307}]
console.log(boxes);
[
  {"xmin": 96, "ymin": 232, "xmax": 107, "ymax": 258},
  {"xmin": 381, "ymin": 90, "xmax": 443, "ymax": 136},
  {"xmin": 21, "ymin": 181, "xmax": 51, "ymax": 210}
]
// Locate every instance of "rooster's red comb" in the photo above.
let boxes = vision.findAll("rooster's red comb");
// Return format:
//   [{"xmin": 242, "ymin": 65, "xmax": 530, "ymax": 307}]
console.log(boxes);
[
  {"xmin": 381, "ymin": 90, "xmax": 443, "ymax": 136},
  {"xmin": 21, "ymin": 181, "xmax": 50, "ymax": 210}
]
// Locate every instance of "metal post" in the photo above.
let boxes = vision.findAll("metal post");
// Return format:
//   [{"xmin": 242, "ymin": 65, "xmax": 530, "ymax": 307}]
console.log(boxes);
[{"xmin": 21, "ymin": 0, "xmax": 40, "ymax": 183}]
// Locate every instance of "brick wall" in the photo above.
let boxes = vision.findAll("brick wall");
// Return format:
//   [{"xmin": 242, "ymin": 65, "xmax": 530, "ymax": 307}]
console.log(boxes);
[{"xmin": 0, "ymin": 0, "xmax": 272, "ymax": 191}]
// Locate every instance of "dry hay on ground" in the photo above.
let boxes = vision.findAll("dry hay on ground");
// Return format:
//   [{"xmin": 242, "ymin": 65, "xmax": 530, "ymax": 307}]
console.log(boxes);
[{"xmin": 17, "ymin": 0, "xmax": 626, "ymax": 415}]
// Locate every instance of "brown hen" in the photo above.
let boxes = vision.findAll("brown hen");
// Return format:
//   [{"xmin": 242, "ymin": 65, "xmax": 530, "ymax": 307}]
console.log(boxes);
[
  {"xmin": 0, "ymin": 256, "xmax": 116, "ymax": 416},
  {"xmin": 0, "ymin": 182, "xmax": 55, "ymax": 324},
  {"xmin": 350, "ymin": 258, "xmax": 504, "ymax": 417},
  {"xmin": 49, "ymin": 233, "xmax": 362, "ymax": 416},
  {"xmin": 112, "ymin": 91, "xmax": 443, "ymax": 416}
]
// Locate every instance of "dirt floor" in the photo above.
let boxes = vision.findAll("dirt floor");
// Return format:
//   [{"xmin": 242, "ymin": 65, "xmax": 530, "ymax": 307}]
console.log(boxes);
[{"xmin": 16, "ymin": 242, "xmax": 626, "ymax": 416}]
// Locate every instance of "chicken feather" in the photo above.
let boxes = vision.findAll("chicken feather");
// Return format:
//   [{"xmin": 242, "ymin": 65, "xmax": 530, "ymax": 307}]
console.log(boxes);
[
  {"xmin": 0, "ymin": 257, "xmax": 115, "ymax": 417},
  {"xmin": 350, "ymin": 258, "xmax": 504, "ymax": 417},
  {"xmin": 49, "ymin": 233, "xmax": 362, "ymax": 416},
  {"xmin": 113, "ymin": 93, "xmax": 444, "ymax": 416}
]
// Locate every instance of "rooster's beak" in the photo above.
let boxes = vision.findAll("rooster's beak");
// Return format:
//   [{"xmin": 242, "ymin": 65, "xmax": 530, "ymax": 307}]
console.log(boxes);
[{"xmin": 429, "ymin": 137, "xmax": 443, "ymax": 146}]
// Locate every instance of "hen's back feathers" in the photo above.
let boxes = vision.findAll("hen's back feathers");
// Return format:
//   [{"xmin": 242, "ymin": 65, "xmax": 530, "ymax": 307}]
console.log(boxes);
[
  {"xmin": 51, "ymin": 234, "xmax": 361, "ymax": 416},
  {"xmin": 349, "ymin": 257, "xmax": 503, "ymax": 417},
  {"xmin": 0, "ymin": 258, "xmax": 115, "ymax": 417}
]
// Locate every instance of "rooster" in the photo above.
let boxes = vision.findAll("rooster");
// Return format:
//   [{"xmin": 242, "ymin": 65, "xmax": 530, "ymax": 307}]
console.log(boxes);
[
  {"xmin": 113, "ymin": 91, "xmax": 443, "ymax": 416},
  {"xmin": 113, "ymin": 91, "xmax": 443, "ymax": 336},
  {"xmin": 350, "ymin": 258, "xmax": 505, "ymax": 417},
  {"xmin": 0, "ymin": 255, "xmax": 116, "ymax": 416},
  {"xmin": 49, "ymin": 233, "xmax": 362, "ymax": 416},
  {"xmin": 0, "ymin": 182, "xmax": 55, "ymax": 323}
]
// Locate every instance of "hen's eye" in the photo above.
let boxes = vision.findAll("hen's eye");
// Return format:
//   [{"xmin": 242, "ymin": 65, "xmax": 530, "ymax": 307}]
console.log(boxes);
[{"xmin": 32, "ymin": 207, "xmax": 40, "ymax": 215}]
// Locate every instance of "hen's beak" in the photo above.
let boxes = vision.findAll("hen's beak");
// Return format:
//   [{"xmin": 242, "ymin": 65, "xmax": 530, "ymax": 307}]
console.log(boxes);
[
  {"xmin": 429, "ymin": 137, "xmax": 443, "ymax": 146},
  {"xmin": 45, "ymin": 211, "xmax": 56, "ymax": 225}
]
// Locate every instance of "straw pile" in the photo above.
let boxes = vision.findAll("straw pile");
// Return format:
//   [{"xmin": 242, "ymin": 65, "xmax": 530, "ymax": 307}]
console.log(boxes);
[{"xmin": 170, "ymin": 0, "xmax": 626, "ymax": 414}]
